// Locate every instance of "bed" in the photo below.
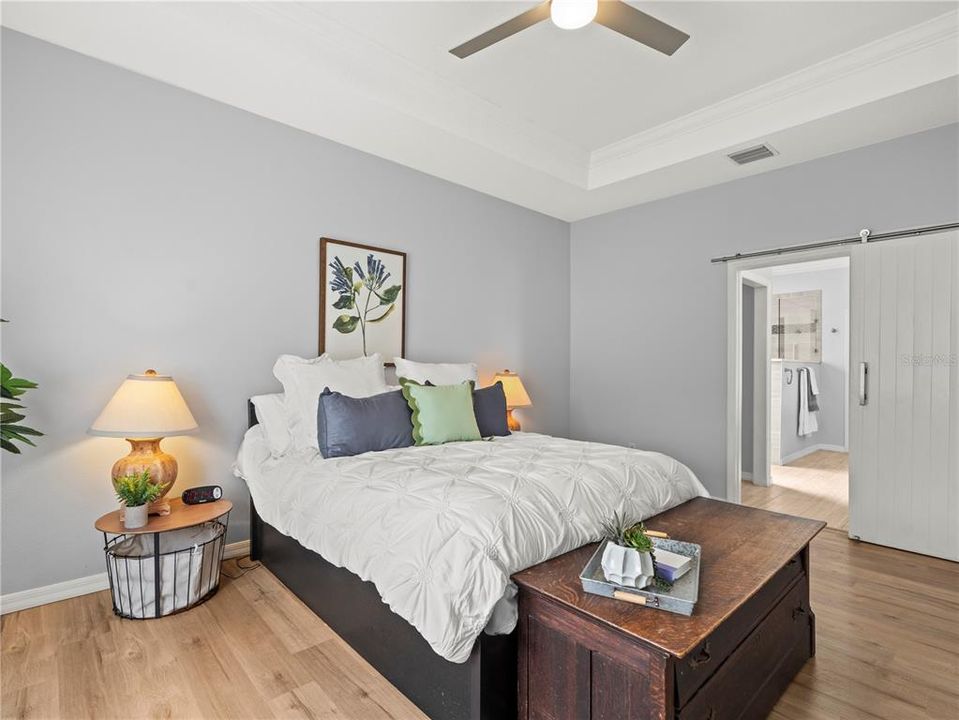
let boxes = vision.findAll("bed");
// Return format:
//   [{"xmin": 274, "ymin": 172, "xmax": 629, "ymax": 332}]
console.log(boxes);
[{"xmin": 237, "ymin": 402, "xmax": 707, "ymax": 719}]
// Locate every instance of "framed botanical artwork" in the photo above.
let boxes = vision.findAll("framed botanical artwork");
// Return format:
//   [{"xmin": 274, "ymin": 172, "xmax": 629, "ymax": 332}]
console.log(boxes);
[{"xmin": 319, "ymin": 237, "xmax": 406, "ymax": 361}]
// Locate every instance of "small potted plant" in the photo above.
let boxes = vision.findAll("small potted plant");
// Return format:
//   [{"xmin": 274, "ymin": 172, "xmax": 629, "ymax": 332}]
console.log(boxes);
[
  {"xmin": 114, "ymin": 470, "xmax": 164, "ymax": 529},
  {"xmin": 600, "ymin": 513, "xmax": 656, "ymax": 589}
]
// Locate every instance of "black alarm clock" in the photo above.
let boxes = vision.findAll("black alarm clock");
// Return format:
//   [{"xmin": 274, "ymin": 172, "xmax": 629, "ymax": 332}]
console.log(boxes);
[{"xmin": 182, "ymin": 485, "xmax": 223, "ymax": 505}]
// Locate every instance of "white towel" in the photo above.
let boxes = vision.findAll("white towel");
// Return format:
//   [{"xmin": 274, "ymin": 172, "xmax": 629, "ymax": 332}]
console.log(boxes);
[
  {"xmin": 807, "ymin": 365, "xmax": 819, "ymax": 397},
  {"xmin": 798, "ymin": 367, "xmax": 819, "ymax": 437}
]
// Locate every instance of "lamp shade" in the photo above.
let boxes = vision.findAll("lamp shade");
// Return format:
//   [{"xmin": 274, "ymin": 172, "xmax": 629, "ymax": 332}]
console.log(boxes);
[
  {"xmin": 492, "ymin": 370, "xmax": 532, "ymax": 408},
  {"xmin": 89, "ymin": 370, "xmax": 198, "ymax": 438}
]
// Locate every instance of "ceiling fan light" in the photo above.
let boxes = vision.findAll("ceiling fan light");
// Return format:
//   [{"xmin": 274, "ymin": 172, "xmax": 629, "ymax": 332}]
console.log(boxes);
[{"xmin": 550, "ymin": 0, "xmax": 598, "ymax": 30}]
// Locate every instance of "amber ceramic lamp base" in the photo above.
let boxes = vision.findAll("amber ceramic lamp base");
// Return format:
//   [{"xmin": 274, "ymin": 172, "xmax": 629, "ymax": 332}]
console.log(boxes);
[
  {"xmin": 507, "ymin": 409, "xmax": 521, "ymax": 432},
  {"xmin": 112, "ymin": 438, "xmax": 177, "ymax": 516}
]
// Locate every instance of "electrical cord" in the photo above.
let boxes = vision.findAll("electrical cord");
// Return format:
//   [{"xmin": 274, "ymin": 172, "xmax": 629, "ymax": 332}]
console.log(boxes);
[{"xmin": 220, "ymin": 555, "xmax": 262, "ymax": 580}]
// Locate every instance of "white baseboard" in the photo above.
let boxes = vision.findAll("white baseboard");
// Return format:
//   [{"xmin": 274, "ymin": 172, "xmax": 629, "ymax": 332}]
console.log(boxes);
[
  {"xmin": 0, "ymin": 573, "xmax": 111, "ymax": 616},
  {"xmin": 224, "ymin": 539, "xmax": 250, "ymax": 560},
  {"xmin": 0, "ymin": 539, "xmax": 252, "ymax": 615},
  {"xmin": 780, "ymin": 443, "xmax": 848, "ymax": 466},
  {"xmin": 741, "ymin": 472, "xmax": 753, "ymax": 481}
]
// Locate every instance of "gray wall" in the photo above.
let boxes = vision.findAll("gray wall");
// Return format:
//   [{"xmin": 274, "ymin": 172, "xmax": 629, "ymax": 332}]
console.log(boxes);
[
  {"xmin": 570, "ymin": 123, "xmax": 959, "ymax": 497},
  {"xmin": 0, "ymin": 31, "xmax": 570, "ymax": 594},
  {"xmin": 774, "ymin": 268, "xmax": 849, "ymax": 461}
]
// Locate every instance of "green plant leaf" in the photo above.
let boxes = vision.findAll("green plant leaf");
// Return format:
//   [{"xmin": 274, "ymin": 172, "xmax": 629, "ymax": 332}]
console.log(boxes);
[
  {"xmin": 1, "ymin": 364, "xmax": 38, "ymax": 399},
  {"xmin": 1, "ymin": 410, "xmax": 26, "ymax": 424},
  {"xmin": 1, "ymin": 439, "xmax": 20, "ymax": 454},
  {"xmin": 3, "ymin": 424, "xmax": 42, "ymax": 437},
  {"xmin": 1, "ymin": 428, "xmax": 37, "ymax": 446},
  {"xmin": 333, "ymin": 294, "xmax": 355, "ymax": 310},
  {"xmin": 6, "ymin": 378, "xmax": 38, "ymax": 389},
  {"xmin": 333, "ymin": 314, "xmax": 360, "ymax": 334},
  {"xmin": 114, "ymin": 469, "xmax": 163, "ymax": 506},
  {"xmin": 0, "ymin": 365, "xmax": 40, "ymax": 452},
  {"xmin": 367, "ymin": 304, "xmax": 395, "ymax": 324},
  {"xmin": 377, "ymin": 285, "xmax": 402, "ymax": 305}
]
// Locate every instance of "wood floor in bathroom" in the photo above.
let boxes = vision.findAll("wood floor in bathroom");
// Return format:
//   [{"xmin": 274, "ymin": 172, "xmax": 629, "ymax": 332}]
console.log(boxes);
[{"xmin": 742, "ymin": 450, "xmax": 849, "ymax": 530}]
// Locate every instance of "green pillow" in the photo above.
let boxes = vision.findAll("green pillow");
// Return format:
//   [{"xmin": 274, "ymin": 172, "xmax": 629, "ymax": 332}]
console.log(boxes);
[{"xmin": 400, "ymin": 379, "xmax": 482, "ymax": 446}]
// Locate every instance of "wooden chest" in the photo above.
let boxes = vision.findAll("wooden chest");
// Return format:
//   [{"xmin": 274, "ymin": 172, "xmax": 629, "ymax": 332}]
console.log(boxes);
[{"xmin": 513, "ymin": 498, "xmax": 825, "ymax": 720}]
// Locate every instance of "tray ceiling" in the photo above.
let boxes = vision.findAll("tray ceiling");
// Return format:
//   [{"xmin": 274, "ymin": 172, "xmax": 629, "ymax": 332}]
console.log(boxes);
[{"xmin": 4, "ymin": 1, "xmax": 958, "ymax": 221}]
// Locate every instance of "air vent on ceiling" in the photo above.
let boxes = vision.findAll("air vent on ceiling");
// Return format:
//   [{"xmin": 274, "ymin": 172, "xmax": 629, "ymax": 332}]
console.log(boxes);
[{"xmin": 727, "ymin": 144, "xmax": 777, "ymax": 165}]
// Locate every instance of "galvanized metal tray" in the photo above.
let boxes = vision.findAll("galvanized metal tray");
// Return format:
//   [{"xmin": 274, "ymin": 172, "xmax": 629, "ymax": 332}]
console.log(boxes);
[{"xmin": 580, "ymin": 538, "xmax": 702, "ymax": 616}]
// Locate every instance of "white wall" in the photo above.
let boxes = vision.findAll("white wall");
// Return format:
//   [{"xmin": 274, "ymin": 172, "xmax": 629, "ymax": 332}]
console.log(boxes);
[
  {"xmin": 741, "ymin": 286, "xmax": 755, "ymax": 474},
  {"xmin": 0, "ymin": 31, "xmax": 570, "ymax": 594},
  {"xmin": 570, "ymin": 123, "xmax": 959, "ymax": 497},
  {"xmin": 773, "ymin": 267, "xmax": 849, "ymax": 462}
]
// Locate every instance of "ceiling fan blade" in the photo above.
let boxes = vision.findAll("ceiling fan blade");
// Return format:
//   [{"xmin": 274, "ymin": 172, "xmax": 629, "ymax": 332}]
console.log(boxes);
[
  {"xmin": 595, "ymin": 0, "xmax": 689, "ymax": 55},
  {"xmin": 450, "ymin": 1, "xmax": 551, "ymax": 58}
]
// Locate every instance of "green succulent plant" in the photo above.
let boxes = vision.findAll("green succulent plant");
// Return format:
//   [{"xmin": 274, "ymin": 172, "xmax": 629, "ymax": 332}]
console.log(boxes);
[
  {"xmin": 601, "ymin": 512, "xmax": 653, "ymax": 552},
  {"xmin": 114, "ymin": 470, "xmax": 164, "ymax": 508},
  {"xmin": 601, "ymin": 512, "xmax": 673, "ymax": 591}
]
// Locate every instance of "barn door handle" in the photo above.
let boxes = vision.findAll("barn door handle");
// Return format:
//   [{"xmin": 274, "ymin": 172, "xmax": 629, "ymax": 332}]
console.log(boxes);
[{"xmin": 859, "ymin": 362, "xmax": 868, "ymax": 406}]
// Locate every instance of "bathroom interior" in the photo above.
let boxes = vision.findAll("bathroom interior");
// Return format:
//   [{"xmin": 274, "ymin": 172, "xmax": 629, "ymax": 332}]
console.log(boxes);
[{"xmin": 741, "ymin": 257, "xmax": 850, "ymax": 530}]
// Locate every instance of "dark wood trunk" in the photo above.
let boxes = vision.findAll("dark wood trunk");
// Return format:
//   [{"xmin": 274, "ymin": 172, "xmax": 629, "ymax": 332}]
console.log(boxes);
[{"xmin": 514, "ymin": 499, "xmax": 824, "ymax": 720}]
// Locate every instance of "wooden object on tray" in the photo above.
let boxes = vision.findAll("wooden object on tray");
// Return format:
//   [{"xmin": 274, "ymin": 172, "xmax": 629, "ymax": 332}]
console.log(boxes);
[{"xmin": 513, "ymin": 497, "xmax": 825, "ymax": 720}]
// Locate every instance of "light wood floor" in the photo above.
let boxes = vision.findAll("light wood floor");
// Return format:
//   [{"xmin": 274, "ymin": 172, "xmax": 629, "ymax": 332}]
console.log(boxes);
[
  {"xmin": 4, "ymin": 532, "xmax": 958, "ymax": 720},
  {"xmin": 1, "ymin": 560, "xmax": 426, "ymax": 720},
  {"xmin": 743, "ymin": 450, "xmax": 849, "ymax": 530}
]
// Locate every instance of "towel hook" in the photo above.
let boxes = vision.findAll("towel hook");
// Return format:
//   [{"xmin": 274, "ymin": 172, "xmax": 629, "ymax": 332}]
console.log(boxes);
[{"xmin": 784, "ymin": 368, "xmax": 794, "ymax": 385}]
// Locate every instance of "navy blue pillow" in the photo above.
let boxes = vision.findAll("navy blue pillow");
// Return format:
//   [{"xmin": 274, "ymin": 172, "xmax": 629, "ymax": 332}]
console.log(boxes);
[
  {"xmin": 316, "ymin": 387, "xmax": 414, "ymax": 459},
  {"xmin": 473, "ymin": 381, "xmax": 510, "ymax": 438}
]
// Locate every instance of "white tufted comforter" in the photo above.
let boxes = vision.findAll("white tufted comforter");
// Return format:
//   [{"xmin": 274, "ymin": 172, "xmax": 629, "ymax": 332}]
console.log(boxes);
[{"xmin": 235, "ymin": 429, "xmax": 707, "ymax": 663}]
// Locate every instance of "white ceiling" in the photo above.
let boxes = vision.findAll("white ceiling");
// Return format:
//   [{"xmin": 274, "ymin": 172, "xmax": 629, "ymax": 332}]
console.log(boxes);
[
  {"xmin": 4, "ymin": 1, "xmax": 958, "ymax": 221},
  {"xmin": 315, "ymin": 1, "xmax": 952, "ymax": 149}
]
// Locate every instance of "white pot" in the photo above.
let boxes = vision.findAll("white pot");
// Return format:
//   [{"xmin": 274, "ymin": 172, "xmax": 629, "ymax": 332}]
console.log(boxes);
[
  {"xmin": 123, "ymin": 503, "xmax": 149, "ymax": 529},
  {"xmin": 601, "ymin": 542, "xmax": 655, "ymax": 589}
]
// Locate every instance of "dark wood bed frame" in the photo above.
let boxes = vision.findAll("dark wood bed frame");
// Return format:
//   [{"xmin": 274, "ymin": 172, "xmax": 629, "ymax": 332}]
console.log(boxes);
[{"xmin": 247, "ymin": 402, "xmax": 516, "ymax": 720}]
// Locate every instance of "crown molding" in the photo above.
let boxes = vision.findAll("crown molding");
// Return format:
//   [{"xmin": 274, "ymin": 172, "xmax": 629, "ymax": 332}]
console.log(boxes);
[{"xmin": 588, "ymin": 9, "xmax": 959, "ymax": 189}]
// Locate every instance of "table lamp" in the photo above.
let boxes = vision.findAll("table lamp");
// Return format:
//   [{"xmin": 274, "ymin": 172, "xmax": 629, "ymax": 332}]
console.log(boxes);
[
  {"xmin": 492, "ymin": 369, "xmax": 532, "ymax": 432},
  {"xmin": 89, "ymin": 369, "xmax": 197, "ymax": 515}
]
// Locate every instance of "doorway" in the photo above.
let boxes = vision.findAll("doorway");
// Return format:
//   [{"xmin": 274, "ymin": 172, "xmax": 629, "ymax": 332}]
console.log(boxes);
[
  {"xmin": 730, "ymin": 256, "xmax": 851, "ymax": 530},
  {"xmin": 725, "ymin": 229, "xmax": 958, "ymax": 560}
]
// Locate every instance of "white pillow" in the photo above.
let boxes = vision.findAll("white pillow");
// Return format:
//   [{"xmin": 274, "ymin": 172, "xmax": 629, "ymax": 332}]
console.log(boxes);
[
  {"xmin": 273, "ymin": 354, "xmax": 388, "ymax": 450},
  {"xmin": 393, "ymin": 358, "xmax": 478, "ymax": 385},
  {"xmin": 250, "ymin": 393, "xmax": 292, "ymax": 457}
]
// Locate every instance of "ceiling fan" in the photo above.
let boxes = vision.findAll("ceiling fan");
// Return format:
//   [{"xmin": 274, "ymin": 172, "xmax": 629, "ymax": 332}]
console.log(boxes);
[{"xmin": 450, "ymin": 0, "xmax": 689, "ymax": 59}]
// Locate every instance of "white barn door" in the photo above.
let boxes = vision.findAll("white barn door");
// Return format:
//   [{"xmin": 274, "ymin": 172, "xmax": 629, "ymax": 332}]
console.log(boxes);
[{"xmin": 849, "ymin": 230, "xmax": 959, "ymax": 560}]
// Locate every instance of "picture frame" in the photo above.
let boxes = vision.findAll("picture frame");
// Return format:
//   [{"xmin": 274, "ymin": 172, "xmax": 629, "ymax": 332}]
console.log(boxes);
[{"xmin": 319, "ymin": 237, "xmax": 407, "ymax": 362}]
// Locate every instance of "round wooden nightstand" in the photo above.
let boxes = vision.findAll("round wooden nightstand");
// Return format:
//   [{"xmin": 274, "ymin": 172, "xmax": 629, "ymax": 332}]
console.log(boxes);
[{"xmin": 96, "ymin": 497, "xmax": 233, "ymax": 619}]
